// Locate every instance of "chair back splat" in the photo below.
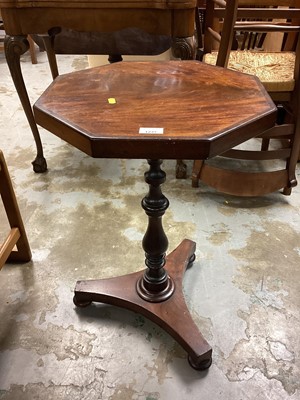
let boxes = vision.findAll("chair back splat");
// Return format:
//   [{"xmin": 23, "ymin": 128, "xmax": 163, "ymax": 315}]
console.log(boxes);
[{"xmin": 193, "ymin": 0, "xmax": 300, "ymax": 196}]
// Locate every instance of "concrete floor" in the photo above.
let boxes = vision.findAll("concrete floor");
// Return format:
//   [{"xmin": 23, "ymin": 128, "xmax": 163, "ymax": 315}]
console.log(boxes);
[{"xmin": 0, "ymin": 50, "xmax": 300, "ymax": 400}]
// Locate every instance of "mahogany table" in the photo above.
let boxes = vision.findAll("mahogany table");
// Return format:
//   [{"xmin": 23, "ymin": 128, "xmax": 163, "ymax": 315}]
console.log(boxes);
[
  {"xmin": 33, "ymin": 60, "xmax": 276, "ymax": 370},
  {"xmin": 0, "ymin": 0, "xmax": 197, "ymax": 175}
]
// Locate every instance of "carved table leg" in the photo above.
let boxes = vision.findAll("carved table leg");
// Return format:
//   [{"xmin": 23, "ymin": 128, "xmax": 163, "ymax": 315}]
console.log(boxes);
[
  {"xmin": 172, "ymin": 36, "xmax": 197, "ymax": 179},
  {"xmin": 4, "ymin": 35, "xmax": 47, "ymax": 173},
  {"xmin": 191, "ymin": 160, "xmax": 205, "ymax": 188},
  {"xmin": 172, "ymin": 36, "xmax": 197, "ymax": 61},
  {"xmin": 74, "ymin": 159, "xmax": 212, "ymax": 370}
]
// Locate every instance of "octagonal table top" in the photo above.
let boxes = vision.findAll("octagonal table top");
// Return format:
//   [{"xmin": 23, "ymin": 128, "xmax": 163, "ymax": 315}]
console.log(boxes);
[{"xmin": 33, "ymin": 60, "xmax": 276, "ymax": 160}]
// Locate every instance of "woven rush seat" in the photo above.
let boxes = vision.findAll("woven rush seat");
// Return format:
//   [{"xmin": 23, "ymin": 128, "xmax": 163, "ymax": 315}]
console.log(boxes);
[
  {"xmin": 191, "ymin": 0, "xmax": 300, "ymax": 196},
  {"xmin": 204, "ymin": 51, "xmax": 296, "ymax": 92}
]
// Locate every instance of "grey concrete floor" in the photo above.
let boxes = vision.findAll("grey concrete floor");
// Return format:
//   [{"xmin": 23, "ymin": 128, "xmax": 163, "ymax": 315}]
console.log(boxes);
[{"xmin": 0, "ymin": 50, "xmax": 300, "ymax": 400}]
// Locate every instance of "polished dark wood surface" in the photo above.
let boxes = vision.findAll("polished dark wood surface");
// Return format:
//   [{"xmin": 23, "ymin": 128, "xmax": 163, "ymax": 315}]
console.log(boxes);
[
  {"xmin": 74, "ymin": 158, "xmax": 213, "ymax": 369},
  {"xmin": 75, "ymin": 238, "xmax": 212, "ymax": 369},
  {"xmin": 34, "ymin": 60, "xmax": 276, "ymax": 160},
  {"xmin": 0, "ymin": 0, "xmax": 196, "ymax": 33},
  {"xmin": 1, "ymin": 8, "xmax": 195, "ymax": 38}
]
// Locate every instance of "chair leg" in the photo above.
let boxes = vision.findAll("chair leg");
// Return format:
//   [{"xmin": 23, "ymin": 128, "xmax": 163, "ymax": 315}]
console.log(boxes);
[
  {"xmin": 283, "ymin": 186, "xmax": 292, "ymax": 195},
  {"xmin": 261, "ymin": 138, "xmax": 270, "ymax": 151},
  {"xmin": 27, "ymin": 35, "xmax": 37, "ymax": 64},
  {"xmin": 0, "ymin": 151, "xmax": 31, "ymax": 270},
  {"xmin": 283, "ymin": 136, "xmax": 300, "ymax": 195},
  {"xmin": 41, "ymin": 34, "xmax": 59, "ymax": 80},
  {"xmin": 108, "ymin": 55, "xmax": 123, "ymax": 63},
  {"xmin": 191, "ymin": 160, "xmax": 204, "ymax": 187},
  {"xmin": 176, "ymin": 159, "xmax": 187, "ymax": 179}
]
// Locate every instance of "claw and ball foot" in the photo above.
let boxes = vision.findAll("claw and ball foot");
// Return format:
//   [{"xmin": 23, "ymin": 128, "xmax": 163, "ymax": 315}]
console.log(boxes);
[{"xmin": 32, "ymin": 156, "xmax": 47, "ymax": 173}]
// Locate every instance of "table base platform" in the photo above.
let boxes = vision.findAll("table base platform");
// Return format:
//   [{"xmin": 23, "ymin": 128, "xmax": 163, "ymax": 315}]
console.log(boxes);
[{"xmin": 74, "ymin": 239, "xmax": 212, "ymax": 370}]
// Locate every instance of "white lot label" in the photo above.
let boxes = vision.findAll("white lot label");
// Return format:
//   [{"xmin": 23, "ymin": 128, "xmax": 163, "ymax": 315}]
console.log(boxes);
[{"xmin": 139, "ymin": 127, "xmax": 164, "ymax": 134}]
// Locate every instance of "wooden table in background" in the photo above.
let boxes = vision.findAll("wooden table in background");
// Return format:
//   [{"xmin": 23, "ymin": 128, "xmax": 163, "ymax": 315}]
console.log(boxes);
[{"xmin": 0, "ymin": 0, "xmax": 197, "ymax": 174}]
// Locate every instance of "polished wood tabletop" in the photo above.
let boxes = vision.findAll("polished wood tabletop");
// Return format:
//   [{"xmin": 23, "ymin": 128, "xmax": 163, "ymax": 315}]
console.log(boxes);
[{"xmin": 34, "ymin": 60, "xmax": 277, "ymax": 160}]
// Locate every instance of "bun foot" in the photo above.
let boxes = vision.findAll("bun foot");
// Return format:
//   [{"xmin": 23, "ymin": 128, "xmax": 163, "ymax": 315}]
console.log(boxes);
[
  {"xmin": 188, "ymin": 355, "xmax": 212, "ymax": 370},
  {"xmin": 187, "ymin": 253, "xmax": 196, "ymax": 268},
  {"xmin": 73, "ymin": 295, "xmax": 92, "ymax": 308}
]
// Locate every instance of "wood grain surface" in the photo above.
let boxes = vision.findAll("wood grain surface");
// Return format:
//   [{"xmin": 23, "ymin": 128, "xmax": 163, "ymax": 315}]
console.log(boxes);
[{"xmin": 34, "ymin": 60, "xmax": 276, "ymax": 160}]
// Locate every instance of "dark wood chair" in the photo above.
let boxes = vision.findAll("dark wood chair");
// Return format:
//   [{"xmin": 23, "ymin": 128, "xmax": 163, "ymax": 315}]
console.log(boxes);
[
  {"xmin": 192, "ymin": 0, "xmax": 300, "ymax": 196},
  {"xmin": 0, "ymin": 150, "xmax": 31, "ymax": 270}
]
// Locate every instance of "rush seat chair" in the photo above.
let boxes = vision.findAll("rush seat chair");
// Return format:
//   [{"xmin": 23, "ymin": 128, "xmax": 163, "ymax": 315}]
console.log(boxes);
[{"xmin": 192, "ymin": 0, "xmax": 300, "ymax": 196}]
